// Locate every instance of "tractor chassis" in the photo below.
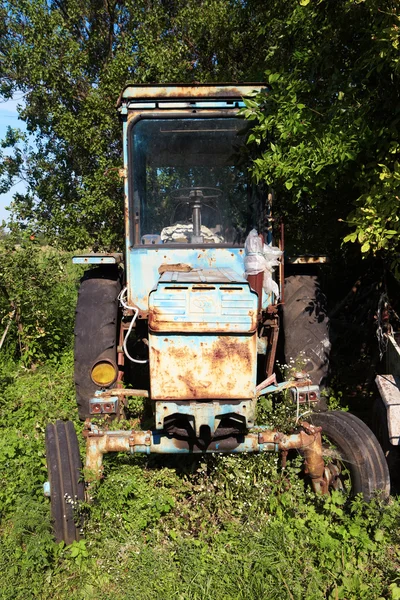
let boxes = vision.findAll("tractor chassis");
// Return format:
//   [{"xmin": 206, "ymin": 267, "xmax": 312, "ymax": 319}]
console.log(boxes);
[{"xmin": 83, "ymin": 378, "xmax": 329, "ymax": 492}]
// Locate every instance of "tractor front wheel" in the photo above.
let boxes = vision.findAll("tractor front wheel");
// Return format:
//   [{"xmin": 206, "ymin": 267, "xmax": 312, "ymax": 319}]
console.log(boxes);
[
  {"xmin": 45, "ymin": 420, "xmax": 85, "ymax": 545},
  {"xmin": 310, "ymin": 410, "xmax": 390, "ymax": 501}
]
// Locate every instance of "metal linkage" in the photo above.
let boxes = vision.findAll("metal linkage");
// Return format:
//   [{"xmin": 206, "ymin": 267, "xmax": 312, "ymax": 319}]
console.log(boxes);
[{"xmin": 83, "ymin": 421, "xmax": 326, "ymax": 493}]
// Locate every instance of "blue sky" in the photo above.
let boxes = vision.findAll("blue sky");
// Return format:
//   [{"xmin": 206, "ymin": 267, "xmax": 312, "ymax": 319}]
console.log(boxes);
[{"xmin": 0, "ymin": 97, "xmax": 27, "ymax": 224}]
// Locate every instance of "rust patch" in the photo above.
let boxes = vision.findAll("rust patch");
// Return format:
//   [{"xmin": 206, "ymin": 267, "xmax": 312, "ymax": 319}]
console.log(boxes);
[
  {"xmin": 213, "ymin": 337, "xmax": 252, "ymax": 374},
  {"xmin": 118, "ymin": 83, "xmax": 267, "ymax": 107},
  {"xmin": 149, "ymin": 334, "xmax": 256, "ymax": 400},
  {"xmin": 149, "ymin": 311, "xmax": 257, "ymax": 334},
  {"xmin": 158, "ymin": 263, "xmax": 192, "ymax": 274}
]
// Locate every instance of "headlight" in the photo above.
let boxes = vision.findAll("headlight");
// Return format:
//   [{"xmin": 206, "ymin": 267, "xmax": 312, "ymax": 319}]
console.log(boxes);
[{"xmin": 91, "ymin": 360, "xmax": 118, "ymax": 387}]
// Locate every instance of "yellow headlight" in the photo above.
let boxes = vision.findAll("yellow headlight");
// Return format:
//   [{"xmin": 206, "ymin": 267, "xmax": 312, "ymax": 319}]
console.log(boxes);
[{"xmin": 91, "ymin": 360, "xmax": 118, "ymax": 387}]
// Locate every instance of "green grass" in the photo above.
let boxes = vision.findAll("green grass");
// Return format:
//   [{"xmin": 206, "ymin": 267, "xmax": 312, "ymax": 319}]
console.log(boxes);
[{"xmin": 1, "ymin": 354, "xmax": 400, "ymax": 600}]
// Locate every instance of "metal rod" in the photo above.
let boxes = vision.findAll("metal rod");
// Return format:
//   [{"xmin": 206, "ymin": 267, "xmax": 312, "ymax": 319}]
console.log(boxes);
[
  {"xmin": 94, "ymin": 388, "xmax": 149, "ymax": 398},
  {"xmin": 279, "ymin": 219, "xmax": 285, "ymax": 303},
  {"xmin": 84, "ymin": 421, "xmax": 325, "ymax": 493},
  {"xmin": 0, "ymin": 310, "xmax": 15, "ymax": 350}
]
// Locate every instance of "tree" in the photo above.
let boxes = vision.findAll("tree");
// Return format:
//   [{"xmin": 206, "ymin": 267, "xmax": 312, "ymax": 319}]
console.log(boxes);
[
  {"xmin": 241, "ymin": 0, "xmax": 400, "ymax": 264},
  {"xmin": 2, "ymin": 0, "xmax": 399, "ymax": 264},
  {"xmin": 0, "ymin": 0, "xmax": 268, "ymax": 250}
]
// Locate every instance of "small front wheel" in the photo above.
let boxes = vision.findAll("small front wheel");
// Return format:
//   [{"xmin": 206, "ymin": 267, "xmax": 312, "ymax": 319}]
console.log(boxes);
[
  {"xmin": 45, "ymin": 421, "xmax": 85, "ymax": 544},
  {"xmin": 310, "ymin": 410, "xmax": 390, "ymax": 501}
]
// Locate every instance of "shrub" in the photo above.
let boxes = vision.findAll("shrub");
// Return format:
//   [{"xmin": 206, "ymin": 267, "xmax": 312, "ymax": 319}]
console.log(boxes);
[{"xmin": 0, "ymin": 236, "xmax": 82, "ymax": 365}]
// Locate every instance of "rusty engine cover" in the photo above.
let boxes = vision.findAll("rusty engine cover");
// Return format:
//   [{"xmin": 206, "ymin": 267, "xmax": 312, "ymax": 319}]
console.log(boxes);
[{"xmin": 148, "ymin": 268, "xmax": 258, "ymax": 400}]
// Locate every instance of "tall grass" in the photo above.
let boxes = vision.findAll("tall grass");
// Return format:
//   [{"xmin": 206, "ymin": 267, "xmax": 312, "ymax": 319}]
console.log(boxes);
[{"xmin": 0, "ymin": 355, "xmax": 399, "ymax": 600}]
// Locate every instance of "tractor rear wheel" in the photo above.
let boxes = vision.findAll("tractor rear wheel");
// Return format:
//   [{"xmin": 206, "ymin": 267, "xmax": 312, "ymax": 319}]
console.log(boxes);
[
  {"xmin": 74, "ymin": 266, "xmax": 121, "ymax": 419},
  {"xmin": 310, "ymin": 410, "xmax": 390, "ymax": 500},
  {"xmin": 45, "ymin": 420, "xmax": 85, "ymax": 545},
  {"xmin": 283, "ymin": 275, "xmax": 330, "ymax": 386}
]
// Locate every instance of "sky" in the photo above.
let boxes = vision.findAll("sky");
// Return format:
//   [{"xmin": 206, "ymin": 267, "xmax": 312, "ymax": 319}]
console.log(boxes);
[{"xmin": 0, "ymin": 96, "xmax": 27, "ymax": 224}]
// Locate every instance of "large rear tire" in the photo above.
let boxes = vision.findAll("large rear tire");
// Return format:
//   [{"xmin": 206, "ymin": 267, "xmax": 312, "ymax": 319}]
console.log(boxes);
[
  {"xmin": 74, "ymin": 266, "xmax": 121, "ymax": 419},
  {"xmin": 310, "ymin": 410, "xmax": 390, "ymax": 500},
  {"xmin": 45, "ymin": 421, "xmax": 85, "ymax": 545},
  {"xmin": 283, "ymin": 275, "xmax": 330, "ymax": 386}
]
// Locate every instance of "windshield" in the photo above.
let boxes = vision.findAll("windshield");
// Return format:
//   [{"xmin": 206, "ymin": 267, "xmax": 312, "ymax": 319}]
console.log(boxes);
[{"xmin": 131, "ymin": 117, "xmax": 260, "ymax": 245}]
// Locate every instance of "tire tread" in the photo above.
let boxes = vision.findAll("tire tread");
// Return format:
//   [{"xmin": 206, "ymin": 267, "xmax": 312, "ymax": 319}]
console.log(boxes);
[
  {"xmin": 45, "ymin": 421, "xmax": 84, "ymax": 544},
  {"xmin": 74, "ymin": 266, "xmax": 121, "ymax": 419}
]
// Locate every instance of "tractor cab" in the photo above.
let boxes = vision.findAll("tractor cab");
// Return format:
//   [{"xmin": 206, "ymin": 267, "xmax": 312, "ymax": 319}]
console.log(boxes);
[{"xmin": 115, "ymin": 84, "xmax": 271, "ymax": 315}]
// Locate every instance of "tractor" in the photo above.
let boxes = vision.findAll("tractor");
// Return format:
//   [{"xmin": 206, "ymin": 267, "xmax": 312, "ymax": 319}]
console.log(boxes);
[{"xmin": 44, "ymin": 84, "xmax": 390, "ymax": 544}]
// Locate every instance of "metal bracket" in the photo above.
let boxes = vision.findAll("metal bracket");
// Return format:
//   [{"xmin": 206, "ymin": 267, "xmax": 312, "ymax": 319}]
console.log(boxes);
[
  {"xmin": 94, "ymin": 388, "xmax": 149, "ymax": 398},
  {"xmin": 129, "ymin": 432, "xmax": 151, "ymax": 447},
  {"xmin": 154, "ymin": 399, "xmax": 256, "ymax": 436},
  {"xmin": 290, "ymin": 385, "xmax": 320, "ymax": 404},
  {"xmin": 72, "ymin": 253, "xmax": 123, "ymax": 265},
  {"xmin": 376, "ymin": 374, "xmax": 400, "ymax": 444}
]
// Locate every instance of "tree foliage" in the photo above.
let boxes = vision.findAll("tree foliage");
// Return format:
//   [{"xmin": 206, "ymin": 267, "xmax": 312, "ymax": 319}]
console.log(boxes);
[
  {"xmin": 241, "ymin": 0, "xmax": 400, "ymax": 262},
  {"xmin": 0, "ymin": 0, "xmax": 267, "ymax": 249},
  {"xmin": 0, "ymin": 0, "xmax": 399, "ymax": 263}
]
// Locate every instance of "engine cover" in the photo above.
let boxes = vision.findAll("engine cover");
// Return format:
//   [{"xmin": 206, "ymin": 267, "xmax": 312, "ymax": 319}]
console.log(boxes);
[{"xmin": 148, "ymin": 268, "xmax": 258, "ymax": 401}]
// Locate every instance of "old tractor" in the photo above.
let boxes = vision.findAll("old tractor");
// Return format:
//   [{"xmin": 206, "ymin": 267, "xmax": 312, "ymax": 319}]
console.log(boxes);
[{"xmin": 44, "ymin": 84, "xmax": 390, "ymax": 544}]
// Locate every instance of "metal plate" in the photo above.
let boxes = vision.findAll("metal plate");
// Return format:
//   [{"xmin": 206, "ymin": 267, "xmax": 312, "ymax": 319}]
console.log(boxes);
[
  {"xmin": 117, "ymin": 83, "xmax": 267, "ymax": 106},
  {"xmin": 72, "ymin": 253, "xmax": 123, "ymax": 265},
  {"xmin": 149, "ymin": 333, "xmax": 257, "ymax": 400},
  {"xmin": 149, "ymin": 273, "xmax": 258, "ymax": 333},
  {"xmin": 376, "ymin": 374, "xmax": 400, "ymax": 444}
]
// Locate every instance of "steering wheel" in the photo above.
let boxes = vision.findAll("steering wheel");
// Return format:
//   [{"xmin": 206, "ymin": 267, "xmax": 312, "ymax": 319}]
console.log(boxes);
[{"xmin": 171, "ymin": 187, "xmax": 223, "ymax": 203}]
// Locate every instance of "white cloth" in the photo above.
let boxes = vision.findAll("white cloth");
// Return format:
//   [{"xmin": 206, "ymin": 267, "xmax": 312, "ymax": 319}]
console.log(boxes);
[{"xmin": 244, "ymin": 229, "xmax": 282, "ymax": 298}]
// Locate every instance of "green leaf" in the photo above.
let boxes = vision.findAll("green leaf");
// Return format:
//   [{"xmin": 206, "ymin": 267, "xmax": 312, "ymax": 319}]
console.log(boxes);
[
  {"xmin": 344, "ymin": 232, "xmax": 357, "ymax": 243},
  {"xmin": 361, "ymin": 241, "xmax": 370, "ymax": 253},
  {"xmin": 389, "ymin": 583, "xmax": 400, "ymax": 600},
  {"xmin": 285, "ymin": 181, "xmax": 293, "ymax": 190},
  {"xmin": 374, "ymin": 529, "xmax": 384, "ymax": 542},
  {"xmin": 268, "ymin": 73, "xmax": 281, "ymax": 83}
]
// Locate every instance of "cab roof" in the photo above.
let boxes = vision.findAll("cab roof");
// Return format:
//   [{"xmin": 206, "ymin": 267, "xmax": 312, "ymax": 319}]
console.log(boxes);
[{"xmin": 116, "ymin": 83, "xmax": 266, "ymax": 107}]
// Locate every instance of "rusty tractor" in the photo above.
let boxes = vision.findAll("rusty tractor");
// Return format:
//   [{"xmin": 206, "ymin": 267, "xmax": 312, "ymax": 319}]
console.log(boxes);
[{"xmin": 44, "ymin": 84, "xmax": 390, "ymax": 544}]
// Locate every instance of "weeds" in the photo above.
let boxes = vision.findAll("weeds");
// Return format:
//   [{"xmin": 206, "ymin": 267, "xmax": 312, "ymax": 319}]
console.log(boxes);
[{"xmin": 0, "ymin": 355, "xmax": 400, "ymax": 599}]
